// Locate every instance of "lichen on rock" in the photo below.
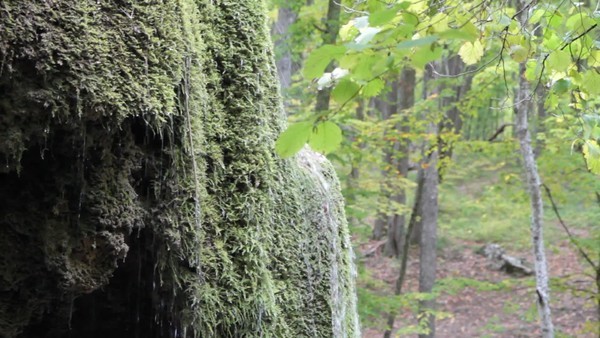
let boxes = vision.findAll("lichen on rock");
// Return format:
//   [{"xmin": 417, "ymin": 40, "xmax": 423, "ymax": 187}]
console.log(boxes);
[{"xmin": 0, "ymin": 1, "xmax": 359, "ymax": 337}]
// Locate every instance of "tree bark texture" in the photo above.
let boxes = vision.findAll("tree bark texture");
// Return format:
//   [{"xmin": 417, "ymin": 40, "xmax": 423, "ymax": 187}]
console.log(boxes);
[
  {"xmin": 272, "ymin": 4, "xmax": 300, "ymax": 90},
  {"xmin": 373, "ymin": 82, "xmax": 398, "ymax": 241},
  {"xmin": 0, "ymin": 1, "xmax": 360, "ymax": 337},
  {"xmin": 417, "ymin": 63, "xmax": 439, "ymax": 338},
  {"xmin": 417, "ymin": 144, "xmax": 439, "ymax": 338},
  {"xmin": 516, "ymin": 62, "xmax": 555, "ymax": 338},
  {"xmin": 314, "ymin": 0, "xmax": 341, "ymax": 113},
  {"xmin": 383, "ymin": 68, "xmax": 415, "ymax": 257},
  {"xmin": 516, "ymin": 1, "xmax": 554, "ymax": 336},
  {"xmin": 410, "ymin": 64, "xmax": 435, "ymax": 245}
]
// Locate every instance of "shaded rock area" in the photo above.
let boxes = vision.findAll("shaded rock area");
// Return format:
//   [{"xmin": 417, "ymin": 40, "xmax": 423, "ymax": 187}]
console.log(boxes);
[
  {"xmin": 476, "ymin": 243, "xmax": 533, "ymax": 277},
  {"xmin": 0, "ymin": 1, "xmax": 359, "ymax": 337}
]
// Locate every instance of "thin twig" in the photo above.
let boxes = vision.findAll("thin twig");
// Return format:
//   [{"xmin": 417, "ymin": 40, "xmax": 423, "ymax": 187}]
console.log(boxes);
[
  {"xmin": 542, "ymin": 183, "xmax": 598, "ymax": 270},
  {"xmin": 487, "ymin": 123, "xmax": 515, "ymax": 141}
]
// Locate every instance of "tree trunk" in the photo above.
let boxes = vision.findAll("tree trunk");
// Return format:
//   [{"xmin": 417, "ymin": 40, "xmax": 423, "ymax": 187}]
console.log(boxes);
[
  {"xmin": 384, "ymin": 68, "xmax": 415, "ymax": 257},
  {"xmin": 438, "ymin": 55, "xmax": 471, "ymax": 181},
  {"xmin": 373, "ymin": 82, "xmax": 398, "ymax": 241},
  {"xmin": 516, "ymin": 1, "xmax": 554, "ymax": 336},
  {"xmin": 516, "ymin": 63, "xmax": 555, "ymax": 338},
  {"xmin": 0, "ymin": 1, "xmax": 360, "ymax": 337},
  {"xmin": 347, "ymin": 100, "xmax": 366, "ymax": 228},
  {"xmin": 418, "ymin": 149, "xmax": 438, "ymax": 338},
  {"xmin": 417, "ymin": 64, "xmax": 439, "ymax": 338},
  {"xmin": 272, "ymin": 3, "xmax": 301, "ymax": 91},
  {"xmin": 314, "ymin": 0, "xmax": 341, "ymax": 113},
  {"xmin": 383, "ymin": 160, "xmax": 424, "ymax": 338}
]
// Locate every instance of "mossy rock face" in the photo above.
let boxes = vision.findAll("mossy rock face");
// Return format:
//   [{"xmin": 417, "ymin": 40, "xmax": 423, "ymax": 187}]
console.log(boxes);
[{"xmin": 0, "ymin": 1, "xmax": 359, "ymax": 337}]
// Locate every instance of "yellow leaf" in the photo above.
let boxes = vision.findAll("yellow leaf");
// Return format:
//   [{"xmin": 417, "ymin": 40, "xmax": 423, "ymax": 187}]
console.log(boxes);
[
  {"xmin": 458, "ymin": 40, "xmax": 484, "ymax": 65},
  {"xmin": 509, "ymin": 45, "xmax": 528, "ymax": 63}
]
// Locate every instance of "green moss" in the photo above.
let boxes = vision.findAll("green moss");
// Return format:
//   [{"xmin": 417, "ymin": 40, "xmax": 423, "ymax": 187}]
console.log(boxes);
[{"xmin": 0, "ymin": 0, "xmax": 359, "ymax": 337}]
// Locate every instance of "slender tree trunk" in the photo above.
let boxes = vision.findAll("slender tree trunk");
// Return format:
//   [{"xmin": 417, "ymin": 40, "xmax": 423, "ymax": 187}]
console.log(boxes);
[
  {"xmin": 418, "ymin": 146, "xmax": 438, "ymax": 338},
  {"xmin": 384, "ymin": 68, "xmax": 415, "ymax": 257},
  {"xmin": 314, "ymin": 0, "xmax": 341, "ymax": 113},
  {"xmin": 516, "ymin": 2, "xmax": 554, "ymax": 336},
  {"xmin": 272, "ymin": 5, "xmax": 299, "ymax": 91},
  {"xmin": 347, "ymin": 100, "xmax": 366, "ymax": 228},
  {"xmin": 417, "ymin": 63, "xmax": 439, "ymax": 338},
  {"xmin": 373, "ymin": 89, "xmax": 396, "ymax": 241},
  {"xmin": 410, "ymin": 64, "xmax": 434, "ymax": 245},
  {"xmin": 438, "ymin": 55, "xmax": 469, "ymax": 181},
  {"xmin": 533, "ymin": 26, "xmax": 546, "ymax": 156},
  {"xmin": 383, "ymin": 166, "xmax": 424, "ymax": 338}
]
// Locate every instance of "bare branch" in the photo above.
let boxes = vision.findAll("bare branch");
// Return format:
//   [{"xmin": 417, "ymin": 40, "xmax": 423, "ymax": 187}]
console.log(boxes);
[
  {"xmin": 487, "ymin": 123, "xmax": 515, "ymax": 141},
  {"xmin": 542, "ymin": 183, "xmax": 598, "ymax": 270}
]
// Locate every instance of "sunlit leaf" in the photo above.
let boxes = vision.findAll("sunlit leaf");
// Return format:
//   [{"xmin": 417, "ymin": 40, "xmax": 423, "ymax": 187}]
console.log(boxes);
[
  {"xmin": 332, "ymin": 79, "xmax": 360, "ymax": 104},
  {"xmin": 547, "ymin": 50, "xmax": 571, "ymax": 72},
  {"xmin": 275, "ymin": 122, "xmax": 312, "ymax": 158},
  {"xmin": 340, "ymin": 21, "xmax": 359, "ymax": 41},
  {"xmin": 582, "ymin": 70, "xmax": 600, "ymax": 95},
  {"xmin": 509, "ymin": 45, "xmax": 528, "ymax": 63},
  {"xmin": 438, "ymin": 28, "xmax": 478, "ymax": 42},
  {"xmin": 582, "ymin": 140, "xmax": 600, "ymax": 174},
  {"xmin": 309, "ymin": 121, "xmax": 343, "ymax": 154},
  {"xmin": 369, "ymin": 7, "xmax": 399, "ymax": 26},
  {"xmin": 303, "ymin": 45, "xmax": 347, "ymax": 79},
  {"xmin": 587, "ymin": 50, "xmax": 600, "ymax": 67},
  {"xmin": 355, "ymin": 27, "xmax": 382, "ymax": 45},
  {"xmin": 430, "ymin": 13, "xmax": 449, "ymax": 32},
  {"xmin": 458, "ymin": 40, "xmax": 484, "ymax": 65},
  {"xmin": 411, "ymin": 44, "xmax": 442, "ymax": 68},
  {"xmin": 362, "ymin": 78, "xmax": 385, "ymax": 97},
  {"xmin": 397, "ymin": 35, "xmax": 439, "ymax": 49}
]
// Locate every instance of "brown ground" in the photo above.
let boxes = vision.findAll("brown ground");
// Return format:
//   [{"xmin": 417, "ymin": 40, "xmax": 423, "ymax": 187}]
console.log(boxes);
[{"xmin": 358, "ymin": 239, "xmax": 598, "ymax": 338}]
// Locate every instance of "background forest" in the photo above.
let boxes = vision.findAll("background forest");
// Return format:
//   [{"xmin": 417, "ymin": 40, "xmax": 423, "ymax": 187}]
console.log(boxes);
[{"xmin": 268, "ymin": 0, "xmax": 600, "ymax": 336}]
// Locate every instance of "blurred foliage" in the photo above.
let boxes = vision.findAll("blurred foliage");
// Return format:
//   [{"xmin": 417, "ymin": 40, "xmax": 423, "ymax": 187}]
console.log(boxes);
[{"xmin": 267, "ymin": 0, "xmax": 600, "ymax": 334}]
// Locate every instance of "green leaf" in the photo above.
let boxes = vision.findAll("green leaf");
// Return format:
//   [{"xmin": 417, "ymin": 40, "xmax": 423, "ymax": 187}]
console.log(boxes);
[
  {"xmin": 369, "ymin": 7, "xmax": 399, "ymax": 26},
  {"xmin": 397, "ymin": 35, "xmax": 439, "ymax": 49},
  {"xmin": 275, "ymin": 122, "xmax": 312, "ymax": 158},
  {"xmin": 430, "ymin": 13, "xmax": 449, "ymax": 32},
  {"xmin": 355, "ymin": 27, "xmax": 382, "ymax": 45},
  {"xmin": 362, "ymin": 78, "xmax": 385, "ymax": 97},
  {"xmin": 332, "ymin": 79, "xmax": 360, "ymax": 104},
  {"xmin": 552, "ymin": 79, "xmax": 570, "ymax": 94},
  {"xmin": 458, "ymin": 40, "xmax": 484, "ymax": 65},
  {"xmin": 402, "ymin": 12, "xmax": 419, "ymax": 26},
  {"xmin": 351, "ymin": 54, "xmax": 387, "ymax": 80},
  {"xmin": 587, "ymin": 50, "xmax": 600, "ymax": 67},
  {"xmin": 340, "ymin": 21, "xmax": 359, "ymax": 41},
  {"xmin": 542, "ymin": 32, "xmax": 562, "ymax": 50},
  {"xmin": 303, "ymin": 45, "xmax": 347, "ymax": 79},
  {"xmin": 509, "ymin": 45, "xmax": 528, "ymax": 63},
  {"xmin": 547, "ymin": 50, "xmax": 571, "ymax": 72},
  {"xmin": 582, "ymin": 70, "xmax": 600, "ymax": 95},
  {"xmin": 411, "ymin": 44, "xmax": 442, "ymax": 69},
  {"xmin": 438, "ymin": 29, "xmax": 477, "ymax": 42},
  {"xmin": 309, "ymin": 121, "xmax": 343, "ymax": 154},
  {"xmin": 582, "ymin": 140, "xmax": 600, "ymax": 174},
  {"xmin": 530, "ymin": 9, "xmax": 545, "ymax": 24},
  {"xmin": 525, "ymin": 59, "xmax": 542, "ymax": 82}
]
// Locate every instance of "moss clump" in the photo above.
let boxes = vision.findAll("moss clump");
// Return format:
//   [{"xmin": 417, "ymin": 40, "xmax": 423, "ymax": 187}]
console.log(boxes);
[{"xmin": 0, "ymin": 1, "xmax": 359, "ymax": 337}]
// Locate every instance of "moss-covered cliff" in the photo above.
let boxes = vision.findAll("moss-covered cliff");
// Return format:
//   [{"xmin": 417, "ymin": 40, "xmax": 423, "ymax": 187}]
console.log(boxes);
[{"xmin": 0, "ymin": 1, "xmax": 359, "ymax": 337}]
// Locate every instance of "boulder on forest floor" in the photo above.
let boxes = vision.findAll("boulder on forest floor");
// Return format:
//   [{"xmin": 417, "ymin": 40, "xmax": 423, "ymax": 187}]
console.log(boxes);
[{"xmin": 476, "ymin": 243, "xmax": 534, "ymax": 277}]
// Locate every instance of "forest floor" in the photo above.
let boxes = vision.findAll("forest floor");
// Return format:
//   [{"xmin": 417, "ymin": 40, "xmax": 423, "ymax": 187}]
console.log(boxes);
[
  {"xmin": 349, "ymin": 144, "xmax": 599, "ymax": 337},
  {"xmin": 357, "ymin": 236, "xmax": 598, "ymax": 337}
]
